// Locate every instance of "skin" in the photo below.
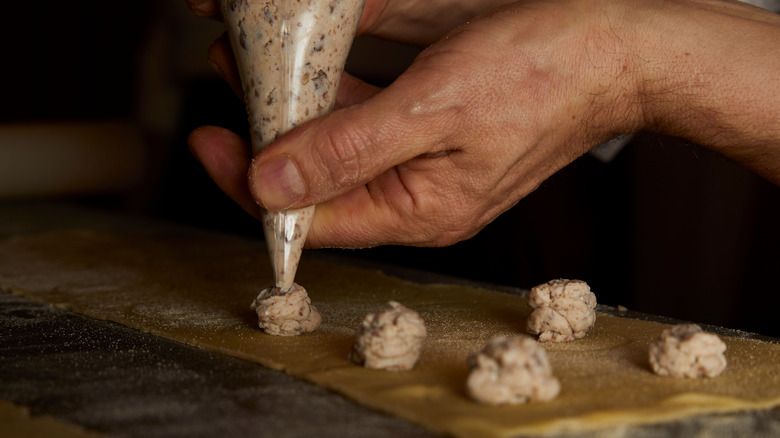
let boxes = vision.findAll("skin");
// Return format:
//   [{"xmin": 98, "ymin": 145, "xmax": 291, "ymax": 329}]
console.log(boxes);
[{"xmin": 185, "ymin": 0, "xmax": 780, "ymax": 249}]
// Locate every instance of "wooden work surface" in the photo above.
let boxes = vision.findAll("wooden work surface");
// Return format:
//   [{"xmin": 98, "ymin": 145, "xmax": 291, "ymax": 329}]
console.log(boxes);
[{"xmin": 1, "ymin": 201, "xmax": 779, "ymax": 438}]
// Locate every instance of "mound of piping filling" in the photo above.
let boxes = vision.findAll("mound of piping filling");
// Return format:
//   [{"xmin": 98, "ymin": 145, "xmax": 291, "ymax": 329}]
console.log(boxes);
[
  {"xmin": 526, "ymin": 279, "xmax": 597, "ymax": 342},
  {"xmin": 467, "ymin": 336, "xmax": 560, "ymax": 405},
  {"xmin": 350, "ymin": 301, "xmax": 427, "ymax": 371},
  {"xmin": 250, "ymin": 283, "xmax": 322, "ymax": 336},
  {"xmin": 649, "ymin": 324, "xmax": 727, "ymax": 378}
]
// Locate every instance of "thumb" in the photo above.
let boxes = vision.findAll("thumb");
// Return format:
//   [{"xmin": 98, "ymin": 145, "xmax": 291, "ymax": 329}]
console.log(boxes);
[{"xmin": 247, "ymin": 72, "xmax": 450, "ymax": 211}]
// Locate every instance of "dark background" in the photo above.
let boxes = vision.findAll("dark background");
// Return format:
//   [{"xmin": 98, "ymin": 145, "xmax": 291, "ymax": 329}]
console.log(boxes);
[{"xmin": 2, "ymin": 1, "xmax": 779, "ymax": 337}]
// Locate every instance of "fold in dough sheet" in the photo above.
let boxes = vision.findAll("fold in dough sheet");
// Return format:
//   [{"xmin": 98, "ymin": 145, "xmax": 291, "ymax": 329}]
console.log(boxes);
[{"xmin": 1, "ymin": 229, "xmax": 779, "ymax": 437}]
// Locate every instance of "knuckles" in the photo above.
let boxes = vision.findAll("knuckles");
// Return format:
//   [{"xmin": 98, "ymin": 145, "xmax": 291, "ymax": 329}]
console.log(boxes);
[
  {"xmin": 311, "ymin": 122, "xmax": 374, "ymax": 191},
  {"xmin": 406, "ymin": 190, "xmax": 485, "ymax": 247}
]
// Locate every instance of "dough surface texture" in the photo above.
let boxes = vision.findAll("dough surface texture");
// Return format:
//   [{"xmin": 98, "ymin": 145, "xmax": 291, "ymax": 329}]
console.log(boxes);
[
  {"xmin": 250, "ymin": 283, "xmax": 321, "ymax": 336},
  {"xmin": 2, "ymin": 227, "xmax": 780, "ymax": 438},
  {"xmin": 526, "ymin": 279, "xmax": 597, "ymax": 342},
  {"xmin": 467, "ymin": 336, "xmax": 560, "ymax": 405},
  {"xmin": 350, "ymin": 301, "xmax": 427, "ymax": 371},
  {"xmin": 649, "ymin": 323, "xmax": 727, "ymax": 378}
]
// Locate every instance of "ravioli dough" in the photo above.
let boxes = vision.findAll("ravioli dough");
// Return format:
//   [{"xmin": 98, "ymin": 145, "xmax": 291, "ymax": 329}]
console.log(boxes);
[{"xmin": 1, "ymin": 229, "xmax": 780, "ymax": 438}]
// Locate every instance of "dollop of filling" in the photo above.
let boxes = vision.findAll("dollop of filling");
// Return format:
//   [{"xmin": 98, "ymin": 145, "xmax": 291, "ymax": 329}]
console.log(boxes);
[
  {"xmin": 250, "ymin": 282, "xmax": 321, "ymax": 336},
  {"xmin": 349, "ymin": 301, "xmax": 427, "ymax": 371},
  {"xmin": 526, "ymin": 279, "xmax": 597, "ymax": 342},
  {"xmin": 649, "ymin": 323, "xmax": 727, "ymax": 378},
  {"xmin": 467, "ymin": 336, "xmax": 560, "ymax": 405}
]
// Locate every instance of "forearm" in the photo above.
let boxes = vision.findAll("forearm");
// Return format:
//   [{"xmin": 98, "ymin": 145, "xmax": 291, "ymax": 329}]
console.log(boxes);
[{"xmin": 632, "ymin": 0, "xmax": 780, "ymax": 183}]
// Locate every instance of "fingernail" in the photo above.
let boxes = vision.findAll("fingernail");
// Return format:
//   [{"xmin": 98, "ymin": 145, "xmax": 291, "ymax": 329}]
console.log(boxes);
[{"xmin": 250, "ymin": 155, "xmax": 306, "ymax": 210}]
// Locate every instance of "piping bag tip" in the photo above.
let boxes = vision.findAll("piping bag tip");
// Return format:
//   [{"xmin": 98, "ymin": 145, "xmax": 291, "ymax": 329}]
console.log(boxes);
[{"xmin": 263, "ymin": 207, "xmax": 314, "ymax": 292}]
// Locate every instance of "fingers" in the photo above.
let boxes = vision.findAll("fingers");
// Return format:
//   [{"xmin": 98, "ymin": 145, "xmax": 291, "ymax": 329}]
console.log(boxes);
[
  {"xmin": 246, "ymin": 68, "xmax": 454, "ymax": 213},
  {"xmin": 242, "ymin": 2, "xmax": 621, "ymax": 249},
  {"xmin": 355, "ymin": 0, "xmax": 385, "ymax": 34},
  {"xmin": 305, "ymin": 175, "xmax": 415, "ymax": 248},
  {"xmin": 184, "ymin": 0, "xmax": 241, "ymax": 99},
  {"xmin": 245, "ymin": 57, "xmax": 497, "ymax": 247},
  {"xmin": 305, "ymin": 159, "xmax": 478, "ymax": 248},
  {"xmin": 187, "ymin": 126, "xmax": 263, "ymax": 220},
  {"xmin": 239, "ymin": 74, "xmax": 383, "ymax": 213},
  {"xmin": 186, "ymin": 0, "xmax": 664, "ymax": 251},
  {"xmin": 184, "ymin": 0, "xmax": 220, "ymax": 19},
  {"xmin": 334, "ymin": 73, "xmax": 382, "ymax": 110},
  {"xmin": 207, "ymin": 34, "xmax": 243, "ymax": 99}
]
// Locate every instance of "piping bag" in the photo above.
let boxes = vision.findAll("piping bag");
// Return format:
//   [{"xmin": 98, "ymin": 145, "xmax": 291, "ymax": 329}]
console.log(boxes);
[{"xmin": 220, "ymin": 0, "xmax": 365, "ymax": 291}]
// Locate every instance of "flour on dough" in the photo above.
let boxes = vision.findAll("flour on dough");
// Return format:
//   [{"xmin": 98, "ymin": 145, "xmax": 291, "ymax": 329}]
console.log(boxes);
[
  {"xmin": 526, "ymin": 279, "xmax": 597, "ymax": 342},
  {"xmin": 250, "ymin": 283, "xmax": 322, "ymax": 336},
  {"xmin": 649, "ymin": 323, "xmax": 727, "ymax": 378},
  {"xmin": 349, "ymin": 301, "xmax": 427, "ymax": 371},
  {"xmin": 467, "ymin": 336, "xmax": 560, "ymax": 405}
]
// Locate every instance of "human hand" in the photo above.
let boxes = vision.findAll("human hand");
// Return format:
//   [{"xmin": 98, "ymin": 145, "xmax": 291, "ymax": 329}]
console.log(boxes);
[
  {"xmin": 191, "ymin": 0, "xmax": 644, "ymax": 248},
  {"xmin": 188, "ymin": 0, "xmax": 780, "ymax": 249}
]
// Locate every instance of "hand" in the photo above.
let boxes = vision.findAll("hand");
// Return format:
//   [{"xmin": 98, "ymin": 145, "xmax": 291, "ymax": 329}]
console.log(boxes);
[
  {"xmin": 191, "ymin": 0, "xmax": 643, "ymax": 248},
  {"xmin": 188, "ymin": 0, "xmax": 780, "ymax": 249}
]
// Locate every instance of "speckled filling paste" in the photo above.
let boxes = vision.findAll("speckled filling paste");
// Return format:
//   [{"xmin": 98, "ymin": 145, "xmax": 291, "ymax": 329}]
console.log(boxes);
[{"xmin": 221, "ymin": 0, "xmax": 365, "ymax": 290}]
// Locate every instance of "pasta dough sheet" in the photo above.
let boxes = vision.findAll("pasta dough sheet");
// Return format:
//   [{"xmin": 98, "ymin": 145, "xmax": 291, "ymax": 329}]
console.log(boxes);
[{"xmin": 1, "ymin": 229, "xmax": 779, "ymax": 438}]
